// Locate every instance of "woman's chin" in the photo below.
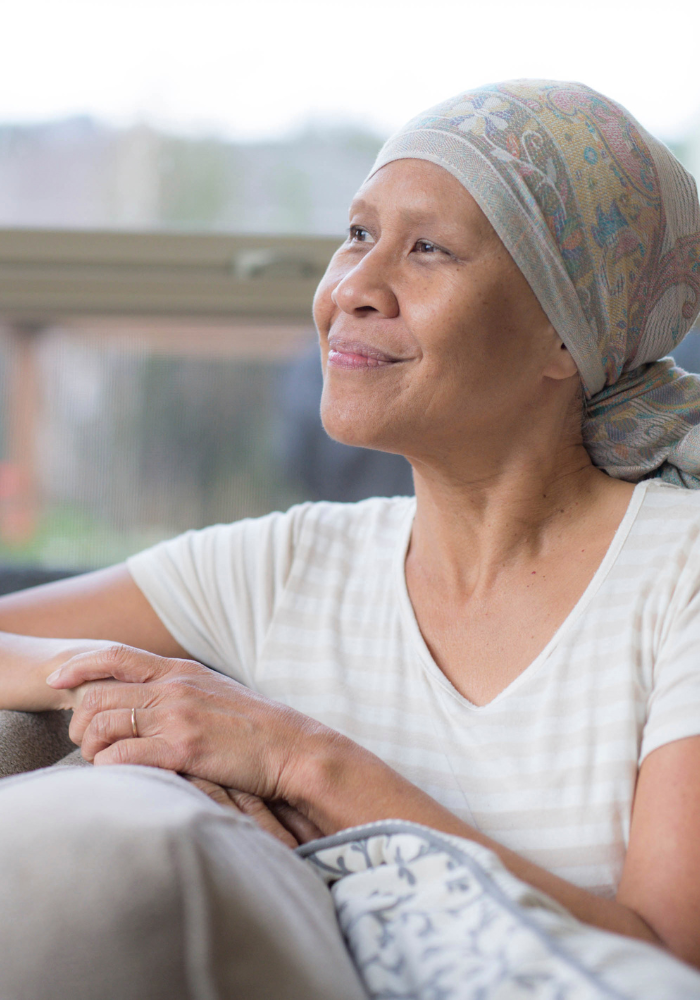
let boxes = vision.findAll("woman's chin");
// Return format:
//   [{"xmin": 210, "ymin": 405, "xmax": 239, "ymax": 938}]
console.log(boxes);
[
  {"xmin": 321, "ymin": 417, "xmax": 380, "ymax": 450},
  {"xmin": 320, "ymin": 400, "xmax": 397, "ymax": 452}
]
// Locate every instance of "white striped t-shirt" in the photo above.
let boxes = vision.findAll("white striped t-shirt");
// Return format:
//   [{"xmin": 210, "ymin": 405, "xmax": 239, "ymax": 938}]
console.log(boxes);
[{"xmin": 127, "ymin": 479, "xmax": 700, "ymax": 899}]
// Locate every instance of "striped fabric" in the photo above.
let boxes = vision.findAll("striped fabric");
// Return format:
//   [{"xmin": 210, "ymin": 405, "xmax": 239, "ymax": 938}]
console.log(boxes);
[{"xmin": 127, "ymin": 480, "xmax": 700, "ymax": 899}]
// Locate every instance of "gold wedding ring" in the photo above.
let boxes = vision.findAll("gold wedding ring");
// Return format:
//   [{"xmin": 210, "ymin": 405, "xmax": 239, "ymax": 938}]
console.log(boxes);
[{"xmin": 131, "ymin": 707, "xmax": 139, "ymax": 739}]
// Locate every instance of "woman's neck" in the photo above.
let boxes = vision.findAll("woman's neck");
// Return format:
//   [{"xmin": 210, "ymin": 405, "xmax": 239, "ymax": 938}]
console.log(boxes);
[{"xmin": 408, "ymin": 443, "xmax": 634, "ymax": 597}]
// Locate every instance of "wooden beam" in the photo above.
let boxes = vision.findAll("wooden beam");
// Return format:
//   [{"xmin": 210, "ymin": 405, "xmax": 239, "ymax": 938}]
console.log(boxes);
[{"xmin": 0, "ymin": 229, "xmax": 340, "ymax": 322}]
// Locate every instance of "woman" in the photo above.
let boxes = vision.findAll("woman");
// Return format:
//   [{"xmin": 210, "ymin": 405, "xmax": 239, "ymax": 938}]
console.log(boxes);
[{"xmin": 1, "ymin": 79, "xmax": 700, "ymax": 999}]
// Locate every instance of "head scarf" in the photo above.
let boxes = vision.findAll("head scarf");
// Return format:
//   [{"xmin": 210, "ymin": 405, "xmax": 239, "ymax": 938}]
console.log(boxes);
[{"xmin": 367, "ymin": 80, "xmax": 700, "ymax": 486}]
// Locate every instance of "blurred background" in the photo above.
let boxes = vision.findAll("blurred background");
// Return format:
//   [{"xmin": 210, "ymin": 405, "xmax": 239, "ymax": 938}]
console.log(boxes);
[{"xmin": 0, "ymin": 0, "xmax": 698, "ymax": 585}]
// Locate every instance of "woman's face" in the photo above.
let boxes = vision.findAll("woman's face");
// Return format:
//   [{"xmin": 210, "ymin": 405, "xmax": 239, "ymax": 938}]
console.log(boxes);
[{"xmin": 313, "ymin": 158, "xmax": 572, "ymax": 464}]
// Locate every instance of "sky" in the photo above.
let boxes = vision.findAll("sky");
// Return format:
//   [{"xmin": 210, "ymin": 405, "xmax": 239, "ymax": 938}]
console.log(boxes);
[{"xmin": 1, "ymin": 0, "xmax": 699, "ymax": 144}]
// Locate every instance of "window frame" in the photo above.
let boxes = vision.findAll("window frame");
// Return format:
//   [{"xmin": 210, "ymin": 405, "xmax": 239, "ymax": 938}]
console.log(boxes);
[{"xmin": 0, "ymin": 228, "xmax": 339, "ymax": 321}]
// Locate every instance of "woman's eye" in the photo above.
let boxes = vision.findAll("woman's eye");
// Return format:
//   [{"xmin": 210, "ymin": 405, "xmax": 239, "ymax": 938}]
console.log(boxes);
[
  {"xmin": 348, "ymin": 226, "xmax": 374, "ymax": 244},
  {"xmin": 414, "ymin": 240, "xmax": 441, "ymax": 254}
]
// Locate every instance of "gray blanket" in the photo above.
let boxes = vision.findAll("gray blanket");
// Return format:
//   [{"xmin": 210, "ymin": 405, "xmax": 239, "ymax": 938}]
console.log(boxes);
[{"xmin": 298, "ymin": 822, "xmax": 700, "ymax": 1000}]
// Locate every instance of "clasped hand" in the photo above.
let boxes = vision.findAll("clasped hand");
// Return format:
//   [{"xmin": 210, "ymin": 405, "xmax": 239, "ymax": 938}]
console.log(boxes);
[{"xmin": 47, "ymin": 645, "xmax": 327, "ymax": 845}]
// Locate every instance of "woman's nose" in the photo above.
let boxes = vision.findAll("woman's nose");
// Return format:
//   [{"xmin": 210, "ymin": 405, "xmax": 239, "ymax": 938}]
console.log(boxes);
[{"xmin": 331, "ymin": 251, "xmax": 400, "ymax": 319}]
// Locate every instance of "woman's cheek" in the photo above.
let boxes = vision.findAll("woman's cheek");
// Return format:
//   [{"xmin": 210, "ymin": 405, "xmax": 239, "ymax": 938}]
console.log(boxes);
[
  {"xmin": 312, "ymin": 280, "xmax": 330, "ymax": 330},
  {"xmin": 312, "ymin": 257, "xmax": 347, "ymax": 333}
]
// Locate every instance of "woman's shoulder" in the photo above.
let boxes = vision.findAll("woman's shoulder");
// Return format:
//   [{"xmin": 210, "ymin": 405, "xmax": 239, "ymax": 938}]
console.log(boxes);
[
  {"xmin": 125, "ymin": 496, "xmax": 416, "ymax": 674},
  {"xmin": 220, "ymin": 495, "xmax": 415, "ymax": 592},
  {"xmin": 637, "ymin": 479, "xmax": 700, "ymax": 531},
  {"xmin": 130, "ymin": 495, "xmax": 415, "ymax": 572},
  {"xmin": 635, "ymin": 483, "xmax": 700, "ymax": 764},
  {"xmin": 287, "ymin": 494, "xmax": 416, "ymax": 552},
  {"xmin": 626, "ymin": 480, "xmax": 700, "ymax": 576}
]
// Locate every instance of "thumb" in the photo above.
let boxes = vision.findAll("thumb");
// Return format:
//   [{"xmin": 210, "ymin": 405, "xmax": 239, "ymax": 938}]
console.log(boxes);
[{"xmin": 46, "ymin": 645, "xmax": 171, "ymax": 689}]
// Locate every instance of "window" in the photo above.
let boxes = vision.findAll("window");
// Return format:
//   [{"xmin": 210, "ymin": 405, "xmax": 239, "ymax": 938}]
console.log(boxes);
[{"xmin": 0, "ymin": 229, "xmax": 412, "ymax": 577}]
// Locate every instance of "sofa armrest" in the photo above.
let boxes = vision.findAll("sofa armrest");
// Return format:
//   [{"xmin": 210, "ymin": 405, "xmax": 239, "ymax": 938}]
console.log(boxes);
[{"xmin": 0, "ymin": 710, "xmax": 75, "ymax": 778}]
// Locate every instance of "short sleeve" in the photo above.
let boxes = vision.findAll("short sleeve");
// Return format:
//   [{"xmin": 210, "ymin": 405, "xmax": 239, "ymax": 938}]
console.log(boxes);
[
  {"xmin": 126, "ymin": 504, "xmax": 311, "ymax": 685},
  {"xmin": 640, "ymin": 558, "xmax": 700, "ymax": 763}
]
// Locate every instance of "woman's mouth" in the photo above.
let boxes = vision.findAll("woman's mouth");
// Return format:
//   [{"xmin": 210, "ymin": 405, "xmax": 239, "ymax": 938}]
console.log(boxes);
[{"xmin": 327, "ymin": 338, "xmax": 401, "ymax": 371}]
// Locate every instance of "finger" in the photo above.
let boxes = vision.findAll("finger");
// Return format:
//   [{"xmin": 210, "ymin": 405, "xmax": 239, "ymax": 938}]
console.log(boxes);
[
  {"xmin": 186, "ymin": 776, "xmax": 240, "ymax": 810},
  {"xmin": 226, "ymin": 790, "xmax": 298, "ymax": 848},
  {"xmin": 80, "ymin": 707, "xmax": 162, "ymax": 762},
  {"xmin": 268, "ymin": 800, "xmax": 325, "ymax": 845},
  {"xmin": 69, "ymin": 682, "xmax": 159, "ymax": 745},
  {"xmin": 93, "ymin": 735, "xmax": 179, "ymax": 770},
  {"xmin": 184, "ymin": 779, "xmax": 297, "ymax": 847},
  {"xmin": 47, "ymin": 645, "xmax": 177, "ymax": 690}
]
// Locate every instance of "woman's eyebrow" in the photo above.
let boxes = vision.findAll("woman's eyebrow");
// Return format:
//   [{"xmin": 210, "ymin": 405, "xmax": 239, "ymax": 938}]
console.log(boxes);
[
  {"xmin": 349, "ymin": 198, "xmax": 442, "ymax": 224},
  {"xmin": 348, "ymin": 197, "xmax": 371, "ymax": 216},
  {"xmin": 349, "ymin": 203, "xmax": 452, "ymax": 235}
]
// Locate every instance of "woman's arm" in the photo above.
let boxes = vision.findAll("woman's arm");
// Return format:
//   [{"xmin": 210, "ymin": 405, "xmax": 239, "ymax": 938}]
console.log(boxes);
[
  {"xmin": 0, "ymin": 565, "xmax": 186, "ymax": 652},
  {"xmin": 0, "ymin": 566, "xmax": 187, "ymax": 710},
  {"xmin": 286, "ymin": 731, "xmax": 699, "ymax": 958},
  {"xmin": 0, "ymin": 632, "xmax": 106, "ymax": 711},
  {"xmin": 49, "ymin": 646, "xmax": 700, "ymax": 968},
  {"xmin": 616, "ymin": 737, "xmax": 700, "ymax": 967}
]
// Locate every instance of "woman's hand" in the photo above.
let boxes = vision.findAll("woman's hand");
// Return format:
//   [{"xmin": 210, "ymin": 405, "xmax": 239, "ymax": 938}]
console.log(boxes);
[{"xmin": 47, "ymin": 643, "xmax": 337, "ymax": 804}]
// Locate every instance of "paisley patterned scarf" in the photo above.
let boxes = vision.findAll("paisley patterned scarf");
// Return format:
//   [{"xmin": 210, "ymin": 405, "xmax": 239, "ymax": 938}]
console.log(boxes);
[{"xmin": 367, "ymin": 81, "xmax": 700, "ymax": 486}]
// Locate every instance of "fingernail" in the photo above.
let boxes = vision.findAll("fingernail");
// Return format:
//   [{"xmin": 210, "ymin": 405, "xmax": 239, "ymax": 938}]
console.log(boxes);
[{"xmin": 46, "ymin": 669, "xmax": 63, "ymax": 685}]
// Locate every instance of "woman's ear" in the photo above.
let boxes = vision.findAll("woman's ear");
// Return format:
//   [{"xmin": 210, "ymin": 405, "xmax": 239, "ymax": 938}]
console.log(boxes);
[{"xmin": 542, "ymin": 334, "xmax": 579, "ymax": 381}]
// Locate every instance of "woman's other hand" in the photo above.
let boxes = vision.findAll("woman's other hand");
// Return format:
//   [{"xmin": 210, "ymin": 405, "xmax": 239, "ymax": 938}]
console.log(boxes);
[
  {"xmin": 47, "ymin": 644, "xmax": 340, "ymax": 805},
  {"xmin": 186, "ymin": 776, "xmax": 323, "ymax": 848}
]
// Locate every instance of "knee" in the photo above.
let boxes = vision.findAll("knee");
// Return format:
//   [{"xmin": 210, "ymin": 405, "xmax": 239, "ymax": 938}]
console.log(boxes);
[
  {"xmin": 0, "ymin": 766, "xmax": 242, "ymax": 1000},
  {"xmin": 0, "ymin": 762, "xmax": 239, "ymax": 853},
  {"xmin": 0, "ymin": 766, "xmax": 364, "ymax": 1000}
]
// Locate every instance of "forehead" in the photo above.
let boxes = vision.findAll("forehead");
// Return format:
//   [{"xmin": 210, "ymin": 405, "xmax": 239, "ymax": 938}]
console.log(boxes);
[{"xmin": 350, "ymin": 158, "xmax": 498, "ymax": 241}]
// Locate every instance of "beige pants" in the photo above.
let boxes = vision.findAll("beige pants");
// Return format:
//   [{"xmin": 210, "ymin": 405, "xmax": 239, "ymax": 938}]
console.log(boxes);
[{"xmin": 0, "ymin": 764, "xmax": 367, "ymax": 1000}]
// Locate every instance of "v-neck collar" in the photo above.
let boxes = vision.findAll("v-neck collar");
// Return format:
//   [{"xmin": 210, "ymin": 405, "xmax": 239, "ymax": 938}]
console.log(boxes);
[{"xmin": 393, "ymin": 480, "xmax": 650, "ymax": 712}]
